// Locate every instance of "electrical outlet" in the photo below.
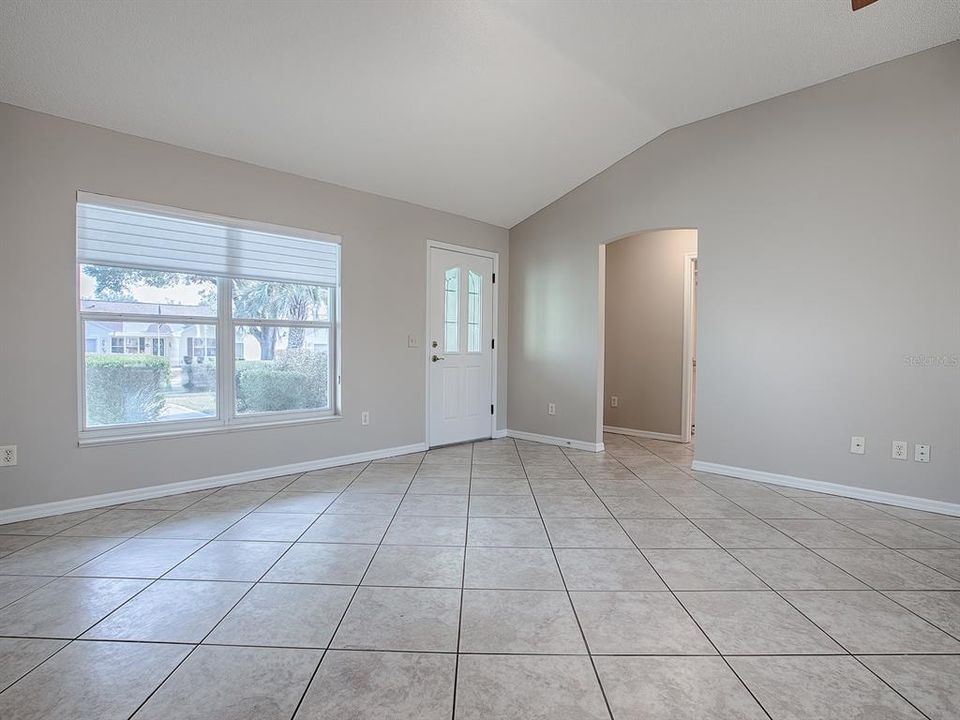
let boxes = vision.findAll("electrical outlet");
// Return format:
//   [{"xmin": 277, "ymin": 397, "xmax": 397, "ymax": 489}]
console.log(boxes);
[
  {"xmin": 360, "ymin": 411, "xmax": 370, "ymax": 426},
  {"xmin": 547, "ymin": 403, "xmax": 556, "ymax": 416},
  {"xmin": 915, "ymin": 444, "xmax": 930, "ymax": 463},
  {"xmin": 610, "ymin": 396, "xmax": 619, "ymax": 408},
  {"xmin": 892, "ymin": 441, "xmax": 908, "ymax": 460},
  {"xmin": 0, "ymin": 445, "xmax": 16, "ymax": 466},
  {"xmin": 850, "ymin": 436, "xmax": 865, "ymax": 455}
]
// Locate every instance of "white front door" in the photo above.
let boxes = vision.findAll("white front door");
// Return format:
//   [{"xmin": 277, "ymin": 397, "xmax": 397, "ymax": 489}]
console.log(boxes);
[{"xmin": 428, "ymin": 246, "xmax": 494, "ymax": 446}]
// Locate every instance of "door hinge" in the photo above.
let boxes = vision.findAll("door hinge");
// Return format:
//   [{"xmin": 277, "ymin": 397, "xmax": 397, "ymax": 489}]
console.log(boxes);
[
  {"xmin": 491, "ymin": 338, "xmax": 495, "ymax": 350},
  {"xmin": 490, "ymin": 404, "xmax": 495, "ymax": 415},
  {"xmin": 492, "ymin": 272, "xmax": 496, "ymax": 284}
]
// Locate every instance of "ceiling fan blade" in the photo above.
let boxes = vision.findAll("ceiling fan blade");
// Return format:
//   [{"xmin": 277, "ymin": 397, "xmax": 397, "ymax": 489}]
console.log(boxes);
[{"xmin": 852, "ymin": 0, "xmax": 880, "ymax": 10}]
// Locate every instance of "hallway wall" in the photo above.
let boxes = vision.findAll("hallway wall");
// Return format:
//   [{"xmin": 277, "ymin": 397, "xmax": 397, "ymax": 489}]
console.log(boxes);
[{"xmin": 603, "ymin": 229, "xmax": 698, "ymax": 438}]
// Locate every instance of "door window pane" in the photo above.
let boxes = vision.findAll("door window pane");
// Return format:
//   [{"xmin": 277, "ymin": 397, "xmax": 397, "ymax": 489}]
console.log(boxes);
[
  {"xmin": 79, "ymin": 265, "xmax": 216, "ymax": 317},
  {"xmin": 83, "ymin": 321, "xmax": 217, "ymax": 427},
  {"xmin": 232, "ymin": 280, "xmax": 330, "ymax": 321},
  {"xmin": 235, "ymin": 326, "xmax": 330, "ymax": 414},
  {"xmin": 467, "ymin": 270, "xmax": 482, "ymax": 352},
  {"xmin": 444, "ymin": 268, "xmax": 459, "ymax": 352}
]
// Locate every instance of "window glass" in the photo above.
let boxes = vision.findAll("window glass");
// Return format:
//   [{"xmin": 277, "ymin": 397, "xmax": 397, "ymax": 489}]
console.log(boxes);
[
  {"xmin": 83, "ymin": 320, "xmax": 217, "ymax": 427},
  {"xmin": 77, "ymin": 197, "xmax": 340, "ymax": 438},
  {"xmin": 444, "ymin": 267, "xmax": 459, "ymax": 352},
  {"xmin": 235, "ymin": 326, "xmax": 330, "ymax": 414},
  {"xmin": 232, "ymin": 280, "xmax": 330, "ymax": 322},
  {"xmin": 80, "ymin": 265, "xmax": 216, "ymax": 317},
  {"xmin": 467, "ymin": 270, "xmax": 481, "ymax": 352}
]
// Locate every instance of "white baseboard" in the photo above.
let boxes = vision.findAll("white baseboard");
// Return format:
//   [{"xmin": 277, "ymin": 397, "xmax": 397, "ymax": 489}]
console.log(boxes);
[
  {"xmin": 0, "ymin": 442, "xmax": 428, "ymax": 525},
  {"xmin": 691, "ymin": 460, "xmax": 960, "ymax": 518},
  {"xmin": 506, "ymin": 429, "xmax": 604, "ymax": 453},
  {"xmin": 604, "ymin": 426, "xmax": 684, "ymax": 443}
]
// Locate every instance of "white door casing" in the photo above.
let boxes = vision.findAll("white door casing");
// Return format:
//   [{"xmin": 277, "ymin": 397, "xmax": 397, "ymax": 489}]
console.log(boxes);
[{"xmin": 428, "ymin": 246, "xmax": 494, "ymax": 446}]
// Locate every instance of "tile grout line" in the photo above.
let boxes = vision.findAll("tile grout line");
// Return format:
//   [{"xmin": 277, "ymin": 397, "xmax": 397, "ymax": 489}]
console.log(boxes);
[
  {"xmin": 0, "ymin": 437, "xmax": 955, "ymax": 715},
  {"xmin": 449, "ymin": 440, "xmax": 475, "ymax": 720},
  {"xmin": 0, "ymin": 472, "xmax": 317, "ymax": 702},
  {"xmin": 118, "ymin": 468, "xmax": 351, "ymax": 719},
  {"xmin": 284, "ymin": 450, "xmax": 430, "ymax": 720},
  {"xmin": 646, "ymin": 437, "xmax": 960, "ymax": 646},
  {"xmin": 613, "ymin": 433, "xmax": 938, "ymax": 720},
  {"xmin": 516, "ymin": 439, "xmax": 618, "ymax": 720},
  {"xmin": 559, "ymin": 440, "xmax": 775, "ymax": 720},
  {"xmin": 614, "ymin": 436, "xmax": 940, "ymax": 711},
  {"xmin": 4, "ymin": 633, "xmax": 959, "ymax": 657}
]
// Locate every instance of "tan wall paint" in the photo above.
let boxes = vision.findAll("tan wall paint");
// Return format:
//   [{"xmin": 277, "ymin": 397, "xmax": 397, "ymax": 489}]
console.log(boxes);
[
  {"xmin": 508, "ymin": 43, "xmax": 960, "ymax": 504},
  {"xmin": 603, "ymin": 229, "xmax": 698, "ymax": 436},
  {"xmin": 0, "ymin": 103, "xmax": 508, "ymax": 511}
]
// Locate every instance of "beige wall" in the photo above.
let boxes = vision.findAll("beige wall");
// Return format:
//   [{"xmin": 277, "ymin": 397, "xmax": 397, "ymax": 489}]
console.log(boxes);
[
  {"xmin": 0, "ymin": 103, "xmax": 508, "ymax": 512},
  {"xmin": 508, "ymin": 43, "xmax": 960, "ymax": 505},
  {"xmin": 603, "ymin": 229, "xmax": 697, "ymax": 437}
]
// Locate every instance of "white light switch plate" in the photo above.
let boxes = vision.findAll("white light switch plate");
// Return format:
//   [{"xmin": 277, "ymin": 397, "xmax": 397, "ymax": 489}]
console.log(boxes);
[{"xmin": 850, "ymin": 436, "xmax": 865, "ymax": 455}]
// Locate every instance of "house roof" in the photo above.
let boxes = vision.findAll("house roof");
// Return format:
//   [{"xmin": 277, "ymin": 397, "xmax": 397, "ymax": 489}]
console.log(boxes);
[{"xmin": 80, "ymin": 300, "xmax": 216, "ymax": 317}]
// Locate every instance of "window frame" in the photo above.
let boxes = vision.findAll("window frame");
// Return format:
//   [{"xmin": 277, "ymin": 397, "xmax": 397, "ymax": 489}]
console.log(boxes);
[
  {"xmin": 76, "ymin": 195, "xmax": 342, "ymax": 446},
  {"xmin": 228, "ymin": 279, "xmax": 338, "ymax": 423}
]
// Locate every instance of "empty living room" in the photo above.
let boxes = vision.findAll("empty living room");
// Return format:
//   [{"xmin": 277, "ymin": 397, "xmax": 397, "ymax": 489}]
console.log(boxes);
[{"xmin": 0, "ymin": 1, "xmax": 957, "ymax": 718}]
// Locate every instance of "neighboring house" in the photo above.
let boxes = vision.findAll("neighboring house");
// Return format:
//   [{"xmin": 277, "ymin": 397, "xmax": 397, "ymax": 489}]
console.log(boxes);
[
  {"xmin": 81, "ymin": 300, "xmax": 330, "ymax": 366},
  {"xmin": 81, "ymin": 301, "xmax": 231, "ymax": 367}
]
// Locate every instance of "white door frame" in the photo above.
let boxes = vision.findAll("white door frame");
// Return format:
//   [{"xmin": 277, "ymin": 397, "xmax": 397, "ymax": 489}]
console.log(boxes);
[
  {"xmin": 680, "ymin": 251, "xmax": 698, "ymax": 443},
  {"xmin": 424, "ymin": 240, "xmax": 499, "ymax": 447}
]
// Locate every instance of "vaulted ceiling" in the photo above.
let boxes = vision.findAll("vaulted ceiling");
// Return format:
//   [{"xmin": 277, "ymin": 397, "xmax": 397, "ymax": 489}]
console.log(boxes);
[{"xmin": 1, "ymin": 1, "xmax": 956, "ymax": 227}]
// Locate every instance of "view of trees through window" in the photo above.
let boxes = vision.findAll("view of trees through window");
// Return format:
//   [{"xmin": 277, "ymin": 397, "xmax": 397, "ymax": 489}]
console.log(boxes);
[{"xmin": 81, "ymin": 265, "xmax": 332, "ymax": 428}]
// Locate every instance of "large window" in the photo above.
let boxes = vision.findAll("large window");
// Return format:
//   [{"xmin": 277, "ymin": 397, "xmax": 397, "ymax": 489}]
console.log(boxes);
[{"xmin": 77, "ymin": 193, "xmax": 340, "ymax": 442}]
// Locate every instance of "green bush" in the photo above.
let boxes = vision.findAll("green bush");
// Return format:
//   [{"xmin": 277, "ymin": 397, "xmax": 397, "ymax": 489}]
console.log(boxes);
[
  {"xmin": 86, "ymin": 354, "xmax": 171, "ymax": 426},
  {"xmin": 235, "ymin": 349, "xmax": 328, "ymax": 413}
]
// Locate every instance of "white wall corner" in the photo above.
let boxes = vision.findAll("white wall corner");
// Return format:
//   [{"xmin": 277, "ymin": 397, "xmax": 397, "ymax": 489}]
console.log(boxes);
[{"xmin": 691, "ymin": 460, "xmax": 960, "ymax": 518}]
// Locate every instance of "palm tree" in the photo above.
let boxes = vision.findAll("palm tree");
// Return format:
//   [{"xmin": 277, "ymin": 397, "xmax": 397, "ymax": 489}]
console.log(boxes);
[{"xmin": 232, "ymin": 280, "xmax": 326, "ymax": 359}]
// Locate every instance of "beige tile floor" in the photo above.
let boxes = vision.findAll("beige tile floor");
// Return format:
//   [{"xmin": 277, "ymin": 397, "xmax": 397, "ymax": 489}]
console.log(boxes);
[{"xmin": 0, "ymin": 433, "xmax": 958, "ymax": 719}]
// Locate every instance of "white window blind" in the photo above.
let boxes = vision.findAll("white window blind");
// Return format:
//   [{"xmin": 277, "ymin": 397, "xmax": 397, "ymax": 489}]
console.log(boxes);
[{"xmin": 77, "ymin": 193, "xmax": 340, "ymax": 286}]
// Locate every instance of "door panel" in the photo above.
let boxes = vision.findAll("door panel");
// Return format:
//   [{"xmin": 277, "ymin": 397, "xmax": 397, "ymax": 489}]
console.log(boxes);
[{"xmin": 429, "ymin": 247, "xmax": 494, "ymax": 446}]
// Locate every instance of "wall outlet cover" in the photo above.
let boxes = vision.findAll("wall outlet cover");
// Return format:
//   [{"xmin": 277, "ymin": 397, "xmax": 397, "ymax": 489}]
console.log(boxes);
[
  {"xmin": 610, "ymin": 396, "xmax": 619, "ymax": 407},
  {"xmin": 892, "ymin": 441, "xmax": 908, "ymax": 460},
  {"xmin": 914, "ymin": 444, "xmax": 930, "ymax": 463},
  {"xmin": 0, "ymin": 445, "xmax": 16, "ymax": 466}
]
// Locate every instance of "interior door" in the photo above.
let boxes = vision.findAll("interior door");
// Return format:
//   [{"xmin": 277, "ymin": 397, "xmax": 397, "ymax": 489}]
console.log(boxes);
[{"xmin": 428, "ymin": 247, "xmax": 494, "ymax": 446}]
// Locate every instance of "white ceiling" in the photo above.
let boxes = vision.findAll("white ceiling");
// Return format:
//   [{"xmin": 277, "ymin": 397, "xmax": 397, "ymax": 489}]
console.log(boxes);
[{"xmin": 1, "ymin": 1, "xmax": 957, "ymax": 227}]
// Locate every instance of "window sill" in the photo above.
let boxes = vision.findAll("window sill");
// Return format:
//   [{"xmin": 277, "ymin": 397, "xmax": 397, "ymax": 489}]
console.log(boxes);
[{"xmin": 78, "ymin": 414, "xmax": 344, "ymax": 448}]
